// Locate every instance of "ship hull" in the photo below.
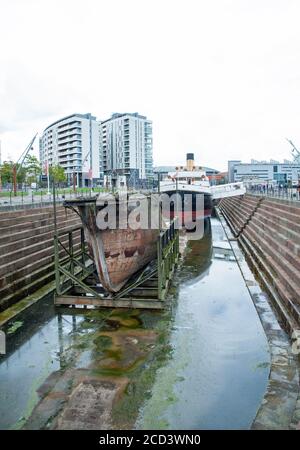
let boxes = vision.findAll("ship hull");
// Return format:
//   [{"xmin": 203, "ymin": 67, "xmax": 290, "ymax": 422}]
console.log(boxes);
[
  {"xmin": 161, "ymin": 190, "xmax": 213, "ymax": 224},
  {"xmin": 64, "ymin": 197, "xmax": 158, "ymax": 293}
]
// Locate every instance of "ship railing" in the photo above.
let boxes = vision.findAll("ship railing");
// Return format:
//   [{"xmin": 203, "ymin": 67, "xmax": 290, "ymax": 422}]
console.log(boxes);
[
  {"xmin": 157, "ymin": 217, "xmax": 180, "ymax": 301},
  {"xmin": 211, "ymin": 182, "xmax": 246, "ymax": 199}
]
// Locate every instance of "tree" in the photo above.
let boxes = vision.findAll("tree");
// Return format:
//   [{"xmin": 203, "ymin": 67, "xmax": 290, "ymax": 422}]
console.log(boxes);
[
  {"xmin": 0, "ymin": 161, "xmax": 26, "ymax": 186},
  {"xmin": 49, "ymin": 165, "xmax": 67, "ymax": 186},
  {"xmin": 0, "ymin": 161, "xmax": 14, "ymax": 185},
  {"xmin": 24, "ymin": 155, "xmax": 42, "ymax": 186},
  {"xmin": 17, "ymin": 165, "xmax": 27, "ymax": 184}
]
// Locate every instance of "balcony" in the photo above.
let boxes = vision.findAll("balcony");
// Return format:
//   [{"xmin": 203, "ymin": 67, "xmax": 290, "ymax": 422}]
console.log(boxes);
[
  {"xmin": 57, "ymin": 142, "xmax": 81, "ymax": 149},
  {"xmin": 58, "ymin": 134, "xmax": 82, "ymax": 142},
  {"xmin": 58, "ymin": 127, "xmax": 81, "ymax": 136},
  {"xmin": 57, "ymin": 121, "xmax": 81, "ymax": 130}
]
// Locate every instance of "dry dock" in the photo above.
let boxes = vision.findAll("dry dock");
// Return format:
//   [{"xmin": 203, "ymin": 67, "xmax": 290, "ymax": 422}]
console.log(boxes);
[
  {"xmin": 1, "ymin": 215, "xmax": 298, "ymax": 429},
  {"xmin": 219, "ymin": 194, "xmax": 300, "ymax": 337}
]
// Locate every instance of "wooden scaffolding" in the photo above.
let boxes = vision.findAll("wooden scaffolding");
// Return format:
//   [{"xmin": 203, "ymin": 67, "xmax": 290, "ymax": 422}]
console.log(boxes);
[{"xmin": 54, "ymin": 219, "xmax": 179, "ymax": 310}]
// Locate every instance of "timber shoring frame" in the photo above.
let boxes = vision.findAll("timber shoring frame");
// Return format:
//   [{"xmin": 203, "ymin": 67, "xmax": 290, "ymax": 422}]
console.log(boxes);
[{"xmin": 54, "ymin": 219, "xmax": 180, "ymax": 310}]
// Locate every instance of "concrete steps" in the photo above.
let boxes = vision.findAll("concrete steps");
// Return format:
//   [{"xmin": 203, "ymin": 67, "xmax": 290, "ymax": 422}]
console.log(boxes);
[
  {"xmin": 263, "ymin": 197, "xmax": 300, "ymax": 215},
  {"xmin": 0, "ymin": 219, "xmax": 80, "ymax": 257},
  {"xmin": 0, "ymin": 242, "xmax": 82, "ymax": 311},
  {"xmin": 0, "ymin": 209, "xmax": 72, "ymax": 236},
  {"xmin": 241, "ymin": 229, "xmax": 300, "ymax": 326},
  {"xmin": 244, "ymin": 224, "xmax": 300, "ymax": 305},
  {"xmin": 239, "ymin": 232, "xmax": 300, "ymax": 336},
  {"xmin": 219, "ymin": 197, "xmax": 245, "ymax": 235},
  {"xmin": 0, "ymin": 205, "xmax": 82, "ymax": 311},
  {"xmin": 0, "ymin": 229, "xmax": 82, "ymax": 276},
  {"xmin": 0, "ymin": 211, "xmax": 57, "ymax": 228},
  {"xmin": 0, "ymin": 205, "xmax": 62, "ymax": 220},
  {"xmin": 254, "ymin": 209, "xmax": 300, "ymax": 248},
  {"xmin": 0, "ymin": 216, "xmax": 78, "ymax": 246},
  {"xmin": 262, "ymin": 201, "xmax": 300, "ymax": 235},
  {"xmin": 219, "ymin": 194, "xmax": 262, "ymax": 236},
  {"xmin": 220, "ymin": 193, "xmax": 300, "ymax": 334},
  {"xmin": 254, "ymin": 216, "xmax": 300, "ymax": 260},
  {"xmin": 0, "ymin": 270, "xmax": 56, "ymax": 312}
]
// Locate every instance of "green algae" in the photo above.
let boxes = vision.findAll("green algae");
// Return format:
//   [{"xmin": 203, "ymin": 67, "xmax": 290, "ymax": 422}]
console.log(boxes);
[
  {"xmin": 90, "ymin": 355, "xmax": 146, "ymax": 377},
  {"xmin": 9, "ymin": 300, "xmax": 178, "ymax": 430},
  {"xmin": 135, "ymin": 311, "xmax": 192, "ymax": 430},
  {"xmin": 0, "ymin": 282, "xmax": 56, "ymax": 328},
  {"xmin": 106, "ymin": 348, "xmax": 123, "ymax": 360},
  {"xmin": 50, "ymin": 306, "xmax": 177, "ymax": 428},
  {"xmin": 7, "ymin": 320, "xmax": 23, "ymax": 335},
  {"xmin": 93, "ymin": 334, "xmax": 113, "ymax": 349},
  {"xmin": 254, "ymin": 361, "xmax": 270, "ymax": 370},
  {"xmin": 111, "ymin": 346, "xmax": 174, "ymax": 427},
  {"xmin": 111, "ymin": 316, "xmax": 141, "ymax": 329},
  {"xmin": 111, "ymin": 310, "xmax": 175, "ymax": 428}
]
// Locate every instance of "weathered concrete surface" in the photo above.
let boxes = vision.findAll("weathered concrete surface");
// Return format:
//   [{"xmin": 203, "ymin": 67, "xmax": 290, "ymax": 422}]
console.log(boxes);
[
  {"xmin": 0, "ymin": 205, "xmax": 80, "ymax": 311},
  {"xmin": 24, "ymin": 368, "xmax": 127, "ymax": 430},
  {"xmin": 55, "ymin": 377, "xmax": 128, "ymax": 430},
  {"xmin": 18, "ymin": 308, "xmax": 165, "ymax": 430},
  {"xmin": 218, "ymin": 208, "xmax": 300, "ymax": 430},
  {"xmin": 219, "ymin": 195, "xmax": 300, "ymax": 336}
]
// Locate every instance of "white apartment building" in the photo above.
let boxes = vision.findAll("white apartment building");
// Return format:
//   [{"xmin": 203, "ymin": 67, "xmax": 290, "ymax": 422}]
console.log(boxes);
[
  {"xmin": 40, "ymin": 113, "xmax": 101, "ymax": 187},
  {"xmin": 100, "ymin": 113, "xmax": 153, "ymax": 187}
]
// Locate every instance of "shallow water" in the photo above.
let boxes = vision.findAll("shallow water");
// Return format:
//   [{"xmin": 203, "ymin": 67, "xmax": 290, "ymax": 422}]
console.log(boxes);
[
  {"xmin": 0, "ymin": 300, "xmax": 84, "ymax": 429},
  {"xmin": 0, "ymin": 217, "xmax": 270, "ymax": 430},
  {"xmin": 137, "ymin": 218, "xmax": 270, "ymax": 429}
]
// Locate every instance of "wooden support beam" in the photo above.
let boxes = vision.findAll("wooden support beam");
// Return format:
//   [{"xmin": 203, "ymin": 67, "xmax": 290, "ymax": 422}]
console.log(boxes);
[
  {"xmin": 54, "ymin": 295, "xmax": 165, "ymax": 310},
  {"xmin": 53, "ymin": 218, "xmax": 180, "ymax": 310}
]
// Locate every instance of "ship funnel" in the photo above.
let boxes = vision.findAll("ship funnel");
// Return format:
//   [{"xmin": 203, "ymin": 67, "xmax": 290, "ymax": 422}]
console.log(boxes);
[{"xmin": 186, "ymin": 153, "xmax": 194, "ymax": 171}]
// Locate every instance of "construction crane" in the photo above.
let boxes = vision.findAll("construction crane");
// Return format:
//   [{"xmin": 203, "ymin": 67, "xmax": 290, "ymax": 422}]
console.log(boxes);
[
  {"xmin": 13, "ymin": 134, "xmax": 38, "ymax": 196},
  {"xmin": 286, "ymin": 138, "xmax": 300, "ymax": 163},
  {"xmin": 72, "ymin": 149, "xmax": 92, "ymax": 191}
]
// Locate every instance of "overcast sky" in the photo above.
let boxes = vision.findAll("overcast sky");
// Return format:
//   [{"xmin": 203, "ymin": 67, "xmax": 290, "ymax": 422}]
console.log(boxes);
[{"xmin": 1, "ymin": 0, "xmax": 300, "ymax": 170}]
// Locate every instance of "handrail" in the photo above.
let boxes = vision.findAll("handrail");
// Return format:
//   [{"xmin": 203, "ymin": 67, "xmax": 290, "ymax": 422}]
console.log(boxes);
[{"xmin": 157, "ymin": 218, "xmax": 179, "ymax": 300}]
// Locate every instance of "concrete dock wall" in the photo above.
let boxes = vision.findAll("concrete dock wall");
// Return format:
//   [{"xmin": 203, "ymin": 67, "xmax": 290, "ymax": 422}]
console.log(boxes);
[
  {"xmin": 0, "ymin": 205, "xmax": 81, "ymax": 311},
  {"xmin": 219, "ymin": 194, "xmax": 300, "ymax": 337}
]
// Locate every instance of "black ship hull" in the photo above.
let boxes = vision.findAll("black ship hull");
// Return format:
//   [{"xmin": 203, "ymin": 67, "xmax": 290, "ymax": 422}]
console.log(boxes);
[{"xmin": 162, "ymin": 190, "xmax": 213, "ymax": 224}]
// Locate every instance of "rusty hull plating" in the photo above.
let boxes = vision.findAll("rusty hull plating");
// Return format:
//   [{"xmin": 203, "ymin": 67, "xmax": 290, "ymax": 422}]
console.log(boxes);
[{"xmin": 64, "ymin": 195, "xmax": 158, "ymax": 293}]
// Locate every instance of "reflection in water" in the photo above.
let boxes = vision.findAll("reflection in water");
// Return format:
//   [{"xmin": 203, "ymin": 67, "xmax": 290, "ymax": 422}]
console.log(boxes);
[
  {"xmin": 0, "ymin": 297, "xmax": 85, "ymax": 430},
  {"xmin": 182, "ymin": 219, "xmax": 213, "ymax": 283},
  {"xmin": 137, "ymin": 218, "xmax": 270, "ymax": 430},
  {"xmin": 0, "ymin": 217, "xmax": 270, "ymax": 430}
]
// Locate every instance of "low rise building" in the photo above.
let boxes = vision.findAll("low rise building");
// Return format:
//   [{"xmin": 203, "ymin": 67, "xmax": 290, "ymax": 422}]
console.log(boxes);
[{"xmin": 228, "ymin": 160, "xmax": 300, "ymax": 186}]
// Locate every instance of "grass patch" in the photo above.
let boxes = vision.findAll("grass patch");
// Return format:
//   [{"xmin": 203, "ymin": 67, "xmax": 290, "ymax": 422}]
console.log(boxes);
[{"xmin": 0, "ymin": 192, "xmax": 29, "ymax": 197}]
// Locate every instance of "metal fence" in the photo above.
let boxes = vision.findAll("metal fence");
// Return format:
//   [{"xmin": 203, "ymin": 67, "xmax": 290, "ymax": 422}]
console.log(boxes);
[
  {"xmin": 246, "ymin": 186, "xmax": 300, "ymax": 202},
  {"xmin": 0, "ymin": 188, "xmax": 108, "ymax": 208},
  {"xmin": 0, "ymin": 187, "xmax": 159, "ymax": 209}
]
